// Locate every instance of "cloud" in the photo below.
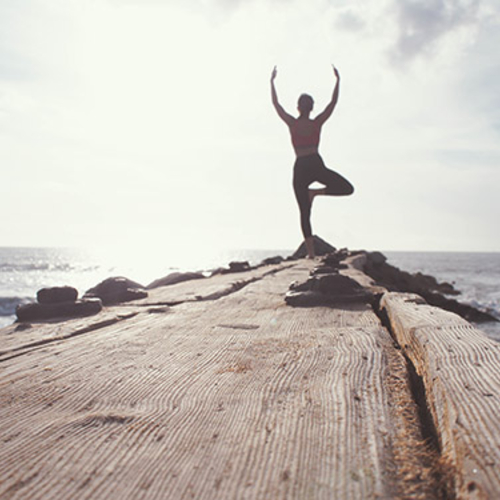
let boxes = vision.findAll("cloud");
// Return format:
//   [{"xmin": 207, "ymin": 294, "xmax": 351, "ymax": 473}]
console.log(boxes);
[
  {"xmin": 390, "ymin": 0, "xmax": 481, "ymax": 62},
  {"xmin": 334, "ymin": 10, "xmax": 366, "ymax": 32}
]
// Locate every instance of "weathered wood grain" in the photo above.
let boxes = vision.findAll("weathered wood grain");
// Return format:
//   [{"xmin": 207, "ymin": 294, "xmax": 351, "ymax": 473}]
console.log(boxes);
[
  {"xmin": 380, "ymin": 292, "xmax": 500, "ymax": 499},
  {"xmin": 0, "ymin": 263, "xmax": 436, "ymax": 499},
  {"xmin": 0, "ymin": 263, "xmax": 292, "ymax": 361}
]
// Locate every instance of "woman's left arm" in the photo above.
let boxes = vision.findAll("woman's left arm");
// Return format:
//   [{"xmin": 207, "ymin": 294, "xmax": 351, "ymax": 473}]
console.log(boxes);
[{"xmin": 315, "ymin": 65, "xmax": 340, "ymax": 125}]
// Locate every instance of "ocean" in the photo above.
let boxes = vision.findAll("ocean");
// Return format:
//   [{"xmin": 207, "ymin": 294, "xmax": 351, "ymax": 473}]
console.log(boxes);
[{"xmin": 1, "ymin": 247, "xmax": 499, "ymax": 341}]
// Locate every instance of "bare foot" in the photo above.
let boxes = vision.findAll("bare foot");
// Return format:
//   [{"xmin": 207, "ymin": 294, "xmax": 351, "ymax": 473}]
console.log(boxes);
[{"xmin": 305, "ymin": 236, "xmax": 315, "ymax": 259}]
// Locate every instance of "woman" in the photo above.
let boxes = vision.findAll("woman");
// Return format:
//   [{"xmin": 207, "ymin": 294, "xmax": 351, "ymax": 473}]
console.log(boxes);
[{"xmin": 271, "ymin": 65, "xmax": 354, "ymax": 259}]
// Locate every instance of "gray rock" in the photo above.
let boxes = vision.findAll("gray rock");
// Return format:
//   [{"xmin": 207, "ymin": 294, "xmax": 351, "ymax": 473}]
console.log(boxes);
[
  {"xmin": 261, "ymin": 255, "xmax": 284, "ymax": 266},
  {"xmin": 211, "ymin": 261, "xmax": 252, "ymax": 275},
  {"xmin": 362, "ymin": 250, "xmax": 498, "ymax": 322},
  {"xmin": 320, "ymin": 251, "xmax": 349, "ymax": 270},
  {"xmin": 286, "ymin": 273, "xmax": 372, "ymax": 307},
  {"xmin": 16, "ymin": 298, "xmax": 103, "ymax": 322},
  {"xmin": 292, "ymin": 235, "xmax": 337, "ymax": 259},
  {"xmin": 84, "ymin": 277, "xmax": 147, "ymax": 305},
  {"xmin": 37, "ymin": 286, "xmax": 78, "ymax": 304},
  {"xmin": 285, "ymin": 289, "xmax": 372, "ymax": 307},
  {"xmin": 147, "ymin": 271, "xmax": 205, "ymax": 290},
  {"xmin": 228, "ymin": 261, "xmax": 251, "ymax": 272},
  {"xmin": 367, "ymin": 251, "xmax": 387, "ymax": 265}
]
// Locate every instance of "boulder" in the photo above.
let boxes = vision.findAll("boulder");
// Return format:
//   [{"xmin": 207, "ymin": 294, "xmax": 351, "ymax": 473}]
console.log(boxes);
[
  {"xmin": 317, "ymin": 251, "xmax": 349, "ymax": 271},
  {"xmin": 214, "ymin": 261, "xmax": 252, "ymax": 274},
  {"xmin": 228, "ymin": 261, "xmax": 251, "ymax": 272},
  {"xmin": 84, "ymin": 277, "xmax": 148, "ymax": 305},
  {"xmin": 16, "ymin": 298, "xmax": 103, "ymax": 322},
  {"xmin": 147, "ymin": 271, "xmax": 205, "ymax": 290},
  {"xmin": 210, "ymin": 261, "xmax": 252, "ymax": 275},
  {"xmin": 292, "ymin": 235, "xmax": 337, "ymax": 259},
  {"xmin": 367, "ymin": 251, "xmax": 387, "ymax": 266},
  {"xmin": 286, "ymin": 273, "xmax": 372, "ymax": 307},
  {"xmin": 261, "ymin": 255, "xmax": 284, "ymax": 266},
  {"xmin": 37, "ymin": 286, "xmax": 78, "ymax": 304}
]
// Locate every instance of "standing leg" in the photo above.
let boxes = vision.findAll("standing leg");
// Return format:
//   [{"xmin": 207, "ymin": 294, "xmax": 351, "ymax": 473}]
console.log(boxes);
[{"xmin": 293, "ymin": 167, "xmax": 315, "ymax": 259}]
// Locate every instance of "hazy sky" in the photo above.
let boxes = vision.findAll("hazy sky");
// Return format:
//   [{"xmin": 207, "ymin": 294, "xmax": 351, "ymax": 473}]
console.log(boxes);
[{"xmin": 1, "ymin": 0, "xmax": 499, "ymax": 254}]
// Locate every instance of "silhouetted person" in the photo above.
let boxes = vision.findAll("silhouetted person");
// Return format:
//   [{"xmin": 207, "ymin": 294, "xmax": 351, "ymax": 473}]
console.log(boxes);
[{"xmin": 271, "ymin": 65, "xmax": 354, "ymax": 259}]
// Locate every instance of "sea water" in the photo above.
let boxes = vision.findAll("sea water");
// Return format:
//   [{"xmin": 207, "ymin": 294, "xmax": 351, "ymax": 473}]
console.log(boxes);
[
  {"xmin": 384, "ymin": 251, "xmax": 500, "ymax": 341},
  {"xmin": 0, "ymin": 246, "xmax": 289, "ymax": 329},
  {"xmin": 1, "ymin": 248, "xmax": 499, "ymax": 341}
]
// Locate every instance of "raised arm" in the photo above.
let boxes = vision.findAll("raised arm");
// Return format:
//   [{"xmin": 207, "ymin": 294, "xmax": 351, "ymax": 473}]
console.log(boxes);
[
  {"xmin": 271, "ymin": 66, "xmax": 294, "ymax": 125},
  {"xmin": 315, "ymin": 65, "xmax": 340, "ymax": 125}
]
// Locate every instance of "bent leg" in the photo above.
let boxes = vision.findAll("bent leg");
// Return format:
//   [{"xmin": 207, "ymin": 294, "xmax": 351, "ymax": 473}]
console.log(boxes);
[{"xmin": 316, "ymin": 166, "xmax": 354, "ymax": 196}]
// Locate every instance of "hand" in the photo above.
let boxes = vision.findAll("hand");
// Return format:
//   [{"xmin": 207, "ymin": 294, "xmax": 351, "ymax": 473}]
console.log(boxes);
[
  {"xmin": 332, "ymin": 64, "xmax": 340, "ymax": 80},
  {"xmin": 271, "ymin": 65, "xmax": 277, "ymax": 82}
]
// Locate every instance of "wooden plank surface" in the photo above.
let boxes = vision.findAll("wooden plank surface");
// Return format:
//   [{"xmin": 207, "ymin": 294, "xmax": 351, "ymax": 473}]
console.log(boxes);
[
  {"xmin": 0, "ymin": 263, "xmax": 436, "ymax": 499},
  {"xmin": 0, "ymin": 263, "xmax": 292, "ymax": 360},
  {"xmin": 380, "ymin": 292, "xmax": 500, "ymax": 499}
]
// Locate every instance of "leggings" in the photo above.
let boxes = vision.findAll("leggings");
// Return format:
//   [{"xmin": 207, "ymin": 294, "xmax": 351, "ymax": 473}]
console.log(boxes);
[{"xmin": 293, "ymin": 154, "xmax": 354, "ymax": 238}]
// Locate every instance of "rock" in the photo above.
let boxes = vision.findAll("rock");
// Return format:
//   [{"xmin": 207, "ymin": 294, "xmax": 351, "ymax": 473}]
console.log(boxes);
[
  {"xmin": 210, "ymin": 261, "xmax": 252, "ymax": 275},
  {"xmin": 362, "ymin": 250, "xmax": 498, "ymax": 323},
  {"xmin": 313, "ymin": 274, "xmax": 366, "ymax": 295},
  {"xmin": 84, "ymin": 277, "xmax": 147, "ymax": 305},
  {"xmin": 367, "ymin": 251, "xmax": 387, "ymax": 265},
  {"xmin": 420, "ymin": 291, "xmax": 498, "ymax": 323},
  {"xmin": 312, "ymin": 265, "xmax": 338, "ymax": 275},
  {"xmin": 209, "ymin": 267, "xmax": 226, "ymax": 277},
  {"xmin": 37, "ymin": 286, "xmax": 78, "ymax": 304},
  {"xmin": 286, "ymin": 273, "xmax": 373, "ymax": 307},
  {"xmin": 315, "ymin": 252, "xmax": 348, "ymax": 272},
  {"xmin": 364, "ymin": 254, "xmax": 460, "ymax": 296},
  {"xmin": 285, "ymin": 288, "xmax": 372, "ymax": 307},
  {"xmin": 292, "ymin": 235, "xmax": 337, "ymax": 259},
  {"xmin": 147, "ymin": 271, "xmax": 205, "ymax": 290},
  {"xmin": 261, "ymin": 255, "xmax": 284, "ymax": 266},
  {"xmin": 16, "ymin": 298, "xmax": 103, "ymax": 322},
  {"xmin": 228, "ymin": 261, "xmax": 251, "ymax": 272},
  {"xmin": 214, "ymin": 261, "xmax": 252, "ymax": 274}
]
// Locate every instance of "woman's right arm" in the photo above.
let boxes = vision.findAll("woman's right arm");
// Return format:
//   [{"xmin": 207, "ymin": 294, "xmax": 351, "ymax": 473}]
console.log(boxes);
[{"xmin": 271, "ymin": 66, "xmax": 294, "ymax": 125}]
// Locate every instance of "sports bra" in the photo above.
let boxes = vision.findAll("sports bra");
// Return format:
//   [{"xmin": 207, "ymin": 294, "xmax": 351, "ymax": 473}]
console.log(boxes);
[{"xmin": 289, "ymin": 119, "xmax": 321, "ymax": 152}]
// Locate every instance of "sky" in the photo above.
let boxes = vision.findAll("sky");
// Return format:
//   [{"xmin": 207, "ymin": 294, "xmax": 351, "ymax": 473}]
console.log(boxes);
[{"xmin": 1, "ymin": 0, "xmax": 499, "ymax": 256}]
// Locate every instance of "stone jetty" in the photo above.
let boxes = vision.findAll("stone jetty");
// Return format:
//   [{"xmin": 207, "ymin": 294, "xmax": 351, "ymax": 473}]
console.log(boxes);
[{"xmin": 1, "ymin": 248, "xmax": 499, "ymax": 499}]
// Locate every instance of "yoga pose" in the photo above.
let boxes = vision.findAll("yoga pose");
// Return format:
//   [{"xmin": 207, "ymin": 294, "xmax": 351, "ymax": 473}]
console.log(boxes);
[{"xmin": 271, "ymin": 65, "xmax": 354, "ymax": 259}]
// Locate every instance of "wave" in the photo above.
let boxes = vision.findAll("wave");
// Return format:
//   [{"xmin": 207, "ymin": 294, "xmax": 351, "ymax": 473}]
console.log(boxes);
[
  {"xmin": 466, "ymin": 298, "xmax": 500, "ymax": 322},
  {"xmin": 0, "ymin": 263, "xmax": 104, "ymax": 275},
  {"xmin": 0, "ymin": 296, "xmax": 33, "ymax": 317}
]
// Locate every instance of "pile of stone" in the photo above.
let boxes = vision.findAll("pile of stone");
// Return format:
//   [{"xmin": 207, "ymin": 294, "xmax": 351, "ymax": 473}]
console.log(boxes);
[
  {"xmin": 285, "ymin": 252, "xmax": 373, "ymax": 307},
  {"xmin": 16, "ymin": 286, "xmax": 103, "ymax": 322},
  {"xmin": 84, "ymin": 277, "xmax": 148, "ymax": 306},
  {"xmin": 291, "ymin": 235, "xmax": 337, "ymax": 259},
  {"xmin": 362, "ymin": 251, "xmax": 498, "ymax": 323}
]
